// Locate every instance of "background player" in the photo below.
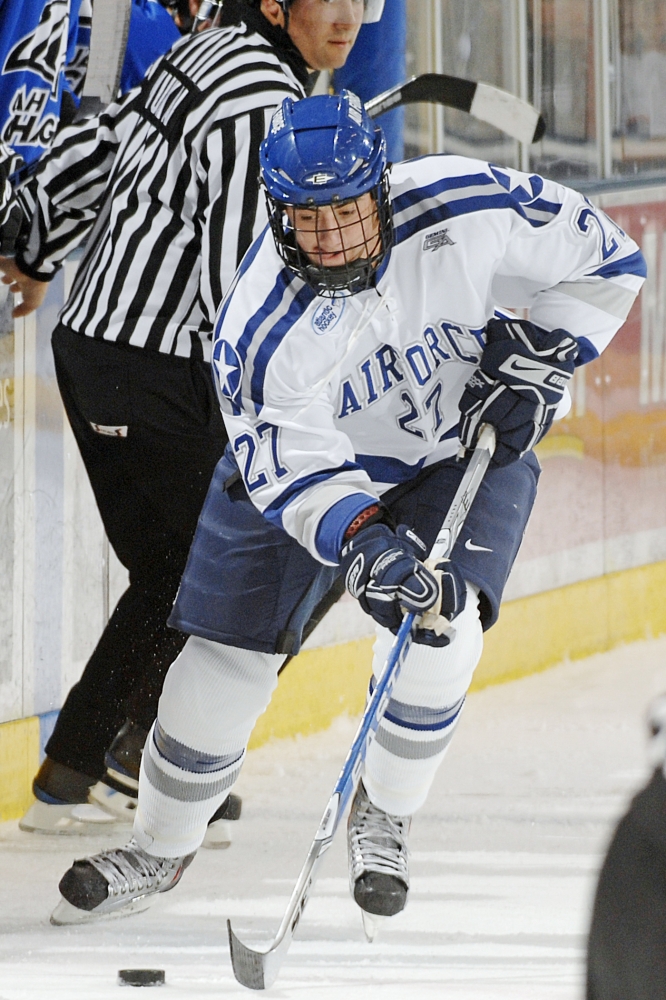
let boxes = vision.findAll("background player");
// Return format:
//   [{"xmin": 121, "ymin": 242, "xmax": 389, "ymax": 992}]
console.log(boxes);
[
  {"xmin": 49, "ymin": 92, "xmax": 645, "ymax": 927},
  {"xmin": 1, "ymin": 0, "xmax": 377, "ymax": 841},
  {"xmin": 586, "ymin": 694, "xmax": 666, "ymax": 999},
  {"xmin": 0, "ymin": 0, "xmax": 84, "ymax": 166}
]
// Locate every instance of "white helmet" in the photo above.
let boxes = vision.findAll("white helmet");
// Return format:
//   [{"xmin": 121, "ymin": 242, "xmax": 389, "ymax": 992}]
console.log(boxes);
[
  {"xmin": 210, "ymin": 0, "xmax": 386, "ymax": 32},
  {"xmin": 363, "ymin": 0, "xmax": 385, "ymax": 22},
  {"xmin": 274, "ymin": 0, "xmax": 385, "ymax": 22}
]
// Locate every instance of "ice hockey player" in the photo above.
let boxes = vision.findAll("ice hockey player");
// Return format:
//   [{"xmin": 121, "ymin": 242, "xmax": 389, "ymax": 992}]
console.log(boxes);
[
  {"xmin": 2, "ymin": 1, "xmax": 378, "ymax": 843},
  {"xmin": 0, "ymin": 0, "xmax": 84, "ymax": 167},
  {"xmin": 50, "ymin": 92, "xmax": 645, "ymax": 928}
]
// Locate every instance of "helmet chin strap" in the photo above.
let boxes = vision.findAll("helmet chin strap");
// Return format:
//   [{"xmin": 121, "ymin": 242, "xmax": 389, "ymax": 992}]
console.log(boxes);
[{"xmin": 275, "ymin": 0, "xmax": 291, "ymax": 30}]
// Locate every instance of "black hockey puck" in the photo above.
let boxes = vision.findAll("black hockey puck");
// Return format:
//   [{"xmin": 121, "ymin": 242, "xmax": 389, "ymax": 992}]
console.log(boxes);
[{"xmin": 118, "ymin": 969, "xmax": 165, "ymax": 987}]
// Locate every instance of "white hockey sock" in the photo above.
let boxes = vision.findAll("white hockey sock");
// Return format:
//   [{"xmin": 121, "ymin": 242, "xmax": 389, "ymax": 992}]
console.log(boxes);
[
  {"xmin": 133, "ymin": 636, "xmax": 284, "ymax": 857},
  {"xmin": 363, "ymin": 584, "xmax": 483, "ymax": 817}
]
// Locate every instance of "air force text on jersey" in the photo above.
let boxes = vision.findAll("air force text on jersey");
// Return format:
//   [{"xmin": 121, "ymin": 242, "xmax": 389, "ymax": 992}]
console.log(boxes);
[{"xmin": 211, "ymin": 155, "xmax": 646, "ymax": 567}]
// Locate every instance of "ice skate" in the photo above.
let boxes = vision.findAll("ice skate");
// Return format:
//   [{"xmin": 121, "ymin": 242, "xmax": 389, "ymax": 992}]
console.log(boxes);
[
  {"xmin": 347, "ymin": 781, "xmax": 411, "ymax": 940},
  {"xmin": 87, "ymin": 719, "xmax": 146, "ymax": 823},
  {"xmin": 202, "ymin": 792, "xmax": 243, "ymax": 849},
  {"xmin": 19, "ymin": 759, "xmax": 121, "ymax": 835},
  {"xmin": 51, "ymin": 839, "xmax": 194, "ymax": 925}
]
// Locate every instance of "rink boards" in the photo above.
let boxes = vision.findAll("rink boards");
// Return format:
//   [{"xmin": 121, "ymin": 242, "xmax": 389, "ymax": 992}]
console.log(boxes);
[{"xmin": 1, "ymin": 183, "xmax": 666, "ymax": 820}]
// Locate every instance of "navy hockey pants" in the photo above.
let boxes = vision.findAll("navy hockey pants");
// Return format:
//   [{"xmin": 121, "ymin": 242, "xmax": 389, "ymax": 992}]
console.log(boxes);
[{"xmin": 170, "ymin": 445, "xmax": 541, "ymax": 654}]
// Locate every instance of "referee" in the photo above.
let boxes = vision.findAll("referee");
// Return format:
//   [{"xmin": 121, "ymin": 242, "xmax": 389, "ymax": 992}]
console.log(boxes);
[{"xmin": 1, "ymin": 0, "xmax": 377, "ymax": 830}]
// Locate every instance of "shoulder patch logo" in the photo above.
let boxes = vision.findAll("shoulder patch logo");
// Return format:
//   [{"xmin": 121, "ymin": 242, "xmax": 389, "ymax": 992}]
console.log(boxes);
[
  {"xmin": 212, "ymin": 338, "xmax": 243, "ymax": 411},
  {"xmin": 312, "ymin": 297, "xmax": 345, "ymax": 335},
  {"xmin": 3, "ymin": 0, "xmax": 69, "ymax": 96},
  {"xmin": 423, "ymin": 228, "xmax": 455, "ymax": 252}
]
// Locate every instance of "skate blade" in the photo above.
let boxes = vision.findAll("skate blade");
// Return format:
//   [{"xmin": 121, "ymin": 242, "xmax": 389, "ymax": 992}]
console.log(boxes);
[
  {"xmin": 50, "ymin": 892, "xmax": 157, "ymax": 926},
  {"xmin": 19, "ymin": 800, "xmax": 121, "ymax": 836},
  {"xmin": 88, "ymin": 781, "xmax": 137, "ymax": 822},
  {"xmin": 361, "ymin": 910, "xmax": 386, "ymax": 943},
  {"xmin": 202, "ymin": 819, "xmax": 232, "ymax": 850}
]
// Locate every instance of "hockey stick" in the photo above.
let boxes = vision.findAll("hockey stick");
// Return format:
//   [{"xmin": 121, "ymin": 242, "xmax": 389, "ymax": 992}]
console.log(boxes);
[
  {"xmin": 78, "ymin": 0, "xmax": 133, "ymax": 117},
  {"xmin": 365, "ymin": 74, "xmax": 546, "ymax": 145},
  {"xmin": 227, "ymin": 424, "xmax": 497, "ymax": 990}
]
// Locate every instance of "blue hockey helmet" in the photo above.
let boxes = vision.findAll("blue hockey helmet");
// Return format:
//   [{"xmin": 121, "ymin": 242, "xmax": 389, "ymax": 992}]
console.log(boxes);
[{"xmin": 260, "ymin": 91, "xmax": 392, "ymax": 296}]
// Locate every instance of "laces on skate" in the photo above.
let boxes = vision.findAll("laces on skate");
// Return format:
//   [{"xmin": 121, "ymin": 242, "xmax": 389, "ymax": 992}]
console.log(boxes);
[
  {"xmin": 88, "ymin": 840, "xmax": 179, "ymax": 898},
  {"xmin": 348, "ymin": 785, "xmax": 410, "ymax": 888}
]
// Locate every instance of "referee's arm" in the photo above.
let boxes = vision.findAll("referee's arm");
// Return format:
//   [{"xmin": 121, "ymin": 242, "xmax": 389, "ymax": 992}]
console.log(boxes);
[{"xmin": 14, "ymin": 95, "xmax": 136, "ymax": 281}]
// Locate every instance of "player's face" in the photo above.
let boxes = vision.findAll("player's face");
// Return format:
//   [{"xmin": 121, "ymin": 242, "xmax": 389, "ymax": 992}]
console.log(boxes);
[
  {"xmin": 286, "ymin": 0, "xmax": 365, "ymax": 70},
  {"xmin": 288, "ymin": 193, "xmax": 381, "ymax": 268}
]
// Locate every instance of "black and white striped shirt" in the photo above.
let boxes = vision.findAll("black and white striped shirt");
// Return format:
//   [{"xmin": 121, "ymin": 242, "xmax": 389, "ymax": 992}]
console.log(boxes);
[{"xmin": 16, "ymin": 11, "xmax": 307, "ymax": 359}]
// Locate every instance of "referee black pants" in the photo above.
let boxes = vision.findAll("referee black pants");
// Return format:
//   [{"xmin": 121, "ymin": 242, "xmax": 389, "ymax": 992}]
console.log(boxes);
[{"xmin": 46, "ymin": 325, "xmax": 229, "ymax": 779}]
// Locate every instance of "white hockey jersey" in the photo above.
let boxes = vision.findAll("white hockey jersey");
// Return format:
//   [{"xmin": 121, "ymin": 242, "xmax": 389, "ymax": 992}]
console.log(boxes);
[{"xmin": 211, "ymin": 154, "xmax": 645, "ymax": 566}]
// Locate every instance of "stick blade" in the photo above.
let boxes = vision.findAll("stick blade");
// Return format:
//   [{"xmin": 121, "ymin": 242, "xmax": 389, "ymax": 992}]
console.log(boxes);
[
  {"xmin": 83, "ymin": 0, "xmax": 132, "ymax": 105},
  {"xmin": 366, "ymin": 73, "xmax": 546, "ymax": 144},
  {"xmin": 227, "ymin": 920, "xmax": 286, "ymax": 991},
  {"xmin": 533, "ymin": 114, "xmax": 547, "ymax": 142},
  {"xmin": 470, "ymin": 82, "xmax": 543, "ymax": 144}
]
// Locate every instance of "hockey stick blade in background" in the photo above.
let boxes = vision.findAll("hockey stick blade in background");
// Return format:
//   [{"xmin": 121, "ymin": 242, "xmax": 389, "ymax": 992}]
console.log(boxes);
[
  {"xmin": 365, "ymin": 73, "xmax": 546, "ymax": 145},
  {"xmin": 78, "ymin": 0, "xmax": 132, "ymax": 117},
  {"xmin": 227, "ymin": 425, "xmax": 497, "ymax": 990}
]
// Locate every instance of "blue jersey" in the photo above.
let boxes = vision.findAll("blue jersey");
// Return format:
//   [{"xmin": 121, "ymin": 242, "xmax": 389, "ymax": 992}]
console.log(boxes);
[
  {"xmin": 0, "ymin": 0, "xmax": 82, "ymax": 166},
  {"xmin": 121, "ymin": 0, "xmax": 180, "ymax": 94}
]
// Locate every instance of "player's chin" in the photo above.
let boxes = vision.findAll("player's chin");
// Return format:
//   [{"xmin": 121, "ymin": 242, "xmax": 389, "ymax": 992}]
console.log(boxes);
[{"xmin": 324, "ymin": 41, "xmax": 355, "ymax": 68}]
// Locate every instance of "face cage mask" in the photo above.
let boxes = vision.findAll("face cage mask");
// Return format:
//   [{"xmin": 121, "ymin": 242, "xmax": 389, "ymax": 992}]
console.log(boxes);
[{"xmin": 266, "ymin": 175, "xmax": 393, "ymax": 298}]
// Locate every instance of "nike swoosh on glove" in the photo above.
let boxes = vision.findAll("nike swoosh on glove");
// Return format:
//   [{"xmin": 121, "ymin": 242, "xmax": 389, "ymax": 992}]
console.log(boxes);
[
  {"xmin": 339, "ymin": 523, "xmax": 466, "ymax": 646},
  {"xmin": 458, "ymin": 317, "xmax": 579, "ymax": 467}
]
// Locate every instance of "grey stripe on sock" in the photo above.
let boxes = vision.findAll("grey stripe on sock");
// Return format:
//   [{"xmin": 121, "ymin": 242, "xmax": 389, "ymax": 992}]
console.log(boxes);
[
  {"xmin": 144, "ymin": 746, "xmax": 243, "ymax": 802},
  {"xmin": 369, "ymin": 681, "xmax": 465, "ymax": 730},
  {"xmin": 153, "ymin": 721, "xmax": 239, "ymax": 774},
  {"xmin": 375, "ymin": 725, "xmax": 456, "ymax": 760}
]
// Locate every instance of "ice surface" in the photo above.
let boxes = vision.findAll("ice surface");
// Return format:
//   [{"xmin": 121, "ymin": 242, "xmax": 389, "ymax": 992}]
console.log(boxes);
[{"xmin": 1, "ymin": 636, "xmax": 665, "ymax": 999}]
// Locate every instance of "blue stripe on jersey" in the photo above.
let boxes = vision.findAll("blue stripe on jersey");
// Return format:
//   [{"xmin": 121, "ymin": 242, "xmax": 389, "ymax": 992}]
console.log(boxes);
[
  {"xmin": 314, "ymin": 492, "xmax": 380, "ymax": 564},
  {"xmin": 588, "ymin": 249, "xmax": 647, "ymax": 280},
  {"xmin": 575, "ymin": 336, "xmax": 599, "ymax": 366},
  {"xmin": 392, "ymin": 175, "xmax": 562, "ymax": 246},
  {"xmin": 237, "ymin": 268, "xmax": 296, "ymax": 372},
  {"xmin": 391, "ymin": 171, "xmax": 494, "ymax": 215},
  {"xmin": 394, "ymin": 192, "xmax": 560, "ymax": 245},
  {"xmin": 355, "ymin": 453, "xmax": 426, "ymax": 483},
  {"xmin": 250, "ymin": 283, "xmax": 317, "ymax": 415},
  {"xmin": 212, "ymin": 230, "xmax": 274, "ymax": 416},
  {"xmin": 262, "ymin": 460, "xmax": 363, "ymax": 528}
]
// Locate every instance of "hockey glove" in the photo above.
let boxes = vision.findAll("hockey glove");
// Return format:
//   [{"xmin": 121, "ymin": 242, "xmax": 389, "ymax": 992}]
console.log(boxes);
[
  {"xmin": 458, "ymin": 318, "xmax": 579, "ymax": 467},
  {"xmin": 339, "ymin": 522, "xmax": 467, "ymax": 647}
]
